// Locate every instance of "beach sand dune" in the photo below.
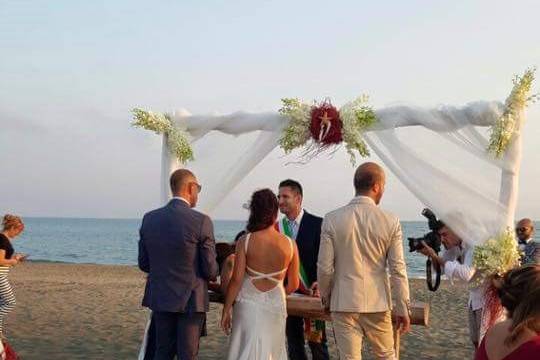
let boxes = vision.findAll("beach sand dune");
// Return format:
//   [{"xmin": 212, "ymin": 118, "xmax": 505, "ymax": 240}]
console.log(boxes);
[{"xmin": 8, "ymin": 262, "xmax": 474, "ymax": 359}]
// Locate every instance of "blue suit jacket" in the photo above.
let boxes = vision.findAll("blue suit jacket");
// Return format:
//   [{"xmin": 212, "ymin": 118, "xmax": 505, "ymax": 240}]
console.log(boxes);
[
  {"xmin": 138, "ymin": 199, "xmax": 219, "ymax": 313},
  {"xmin": 522, "ymin": 241, "xmax": 540, "ymax": 265}
]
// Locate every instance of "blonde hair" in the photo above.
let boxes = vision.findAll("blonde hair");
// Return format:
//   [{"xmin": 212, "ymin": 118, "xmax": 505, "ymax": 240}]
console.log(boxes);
[{"xmin": 2, "ymin": 214, "xmax": 23, "ymax": 232}]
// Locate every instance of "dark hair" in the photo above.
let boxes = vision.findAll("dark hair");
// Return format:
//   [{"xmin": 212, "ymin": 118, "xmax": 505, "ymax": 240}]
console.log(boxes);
[
  {"xmin": 234, "ymin": 230, "xmax": 247, "ymax": 242},
  {"xmin": 215, "ymin": 243, "xmax": 235, "ymax": 271},
  {"xmin": 496, "ymin": 264, "xmax": 540, "ymax": 344},
  {"xmin": 279, "ymin": 179, "xmax": 303, "ymax": 196},
  {"xmin": 170, "ymin": 169, "xmax": 195, "ymax": 194},
  {"xmin": 246, "ymin": 189, "xmax": 278, "ymax": 233},
  {"xmin": 436, "ymin": 221, "xmax": 447, "ymax": 232}
]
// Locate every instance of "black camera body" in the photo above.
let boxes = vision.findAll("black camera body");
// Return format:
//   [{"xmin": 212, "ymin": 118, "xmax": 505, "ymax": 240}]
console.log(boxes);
[
  {"xmin": 408, "ymin": 208, "xmax": 444, "ymax": 292},
  {"xmin": 408, "ymin": 208, "xmax": 443, "ymax": 254}
]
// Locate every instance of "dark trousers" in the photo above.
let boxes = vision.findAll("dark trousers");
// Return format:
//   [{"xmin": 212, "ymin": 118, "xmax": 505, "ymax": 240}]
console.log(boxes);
[
  {"xmin": 286, "ymin": 316, "xmax": 329, "ymax": 360},
  {"xmin": 152, "ymin": 311, "xmax": 205, "ymax": 360}
]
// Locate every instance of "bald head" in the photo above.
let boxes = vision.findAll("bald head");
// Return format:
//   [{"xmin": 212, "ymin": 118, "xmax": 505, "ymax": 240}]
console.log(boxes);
[
  {"xmin": 516, "ymin": 218, "xmax": 535, "ymax": 242},
  {"xmin": 353, "ymin": 162, "xmax": 386, "ymax": 204},
  {"xmin": 517, "ymin": 218, "xmax": 534, "ymax": 228},
  {"xmin": 354, "ymin": 162, "xmax": 385, "ymax": 192}
]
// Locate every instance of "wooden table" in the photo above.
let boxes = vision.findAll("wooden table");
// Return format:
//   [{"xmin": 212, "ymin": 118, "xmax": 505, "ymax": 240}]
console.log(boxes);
[{"xmin": 210, "ymin": 291, "xmax": 429, "ymax": 359}]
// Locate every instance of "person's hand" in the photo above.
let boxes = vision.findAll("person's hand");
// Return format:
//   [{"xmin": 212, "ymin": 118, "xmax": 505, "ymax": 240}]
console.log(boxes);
[
  {"xmin": 14, "ymin": 253, "xmax": 27, "ymax": 262},
  {"xmin": 321, "ymin": 296, "xmax": 330, "ymax": 311},
  {"xmin": 220, "ymin": 307, "xmax": 232, "ymax": 335},
  {"xmin": 309, "ymin": 282, "xmax": 320, "ymax": 298},
  {"xmin": 419, "ymin": 242, "xmax": 437, "ymax": 259},
  {"xmin": 395, "ymin": 314, "xmax": 411, "ymax": 334},
  {"xmin": 13, "ymin": 254, "xmax": 23, "ymax": 264}
]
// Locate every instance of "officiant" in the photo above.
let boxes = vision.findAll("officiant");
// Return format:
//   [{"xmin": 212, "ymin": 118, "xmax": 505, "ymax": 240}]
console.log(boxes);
[{"xmin": 277, "ymin": 180, "xmax": 329, "ymax": 360}]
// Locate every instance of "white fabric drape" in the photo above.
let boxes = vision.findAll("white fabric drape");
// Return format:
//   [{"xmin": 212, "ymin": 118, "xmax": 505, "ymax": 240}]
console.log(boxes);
[
  {"xmin": 163, "ymin": 110, "xmax": 287, "ymax": 209},
  {"xmin": 363, "ymin": 101, "xmax": 521, "ymax": 246},
  {"xmin": 162, "ymin": 100, "xmax": 523, "ymax": 249}
]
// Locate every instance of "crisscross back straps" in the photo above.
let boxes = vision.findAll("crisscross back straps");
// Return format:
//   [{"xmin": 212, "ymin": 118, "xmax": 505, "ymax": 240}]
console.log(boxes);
[{"xmin": 244, "ymin": 233, "xmax": 290, "ymax": 283}]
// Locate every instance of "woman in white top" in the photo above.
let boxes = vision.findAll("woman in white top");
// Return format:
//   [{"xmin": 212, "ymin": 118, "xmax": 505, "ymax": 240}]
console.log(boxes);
[{"xmin": 221, "ymin": 189, "xmax": 300, "ymax": 360}]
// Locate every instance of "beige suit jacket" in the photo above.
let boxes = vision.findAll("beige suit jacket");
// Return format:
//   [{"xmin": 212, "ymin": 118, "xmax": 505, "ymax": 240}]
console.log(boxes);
[{"xmin": 317, "ymin": 196, "xmax": 410, "ymax": 316}]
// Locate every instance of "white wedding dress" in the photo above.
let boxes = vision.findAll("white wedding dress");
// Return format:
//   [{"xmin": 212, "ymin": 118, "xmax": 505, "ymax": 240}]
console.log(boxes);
[{"xmin": 226, "ymin": 233, "xmax": 292, "ymax": 360}]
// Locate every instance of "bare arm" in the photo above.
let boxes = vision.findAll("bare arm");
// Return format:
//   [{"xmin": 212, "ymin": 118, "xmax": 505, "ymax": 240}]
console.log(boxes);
[
  {"xmin": 219, "ymin": 254, "xmax": 236, "ymax": 294},
  {"xmin": 221, "ymin": 238, "xmax": 247, "ymax": 334},
  {"xmin": 285, "ymin": 242, "xmax": 300, "ymax": 295},
  {"xmin": 0, "ymin": 250, "xmax": 18, "ymax": 267}
]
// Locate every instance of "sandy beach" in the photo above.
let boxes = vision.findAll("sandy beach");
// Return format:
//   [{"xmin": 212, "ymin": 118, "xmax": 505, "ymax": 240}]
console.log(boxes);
[{"xmin": 7, "ymin": 262, "xmax": 475, "ymax": 359}]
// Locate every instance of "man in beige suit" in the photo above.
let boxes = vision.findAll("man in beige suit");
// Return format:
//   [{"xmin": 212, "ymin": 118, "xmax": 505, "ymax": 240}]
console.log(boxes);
[{"xmin": 317, "ymin": 162, "xmax": 410, "ymax": 359}]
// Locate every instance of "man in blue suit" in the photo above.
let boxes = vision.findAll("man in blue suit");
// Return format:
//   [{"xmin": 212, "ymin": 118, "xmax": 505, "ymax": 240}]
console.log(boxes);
[
  {"xmin": 139, "ymin": 169, "xmax": 218, "ymax": 360},
  {"xmin": 516, "ymin": 218, "xmax": 540, "ymax": 265}
]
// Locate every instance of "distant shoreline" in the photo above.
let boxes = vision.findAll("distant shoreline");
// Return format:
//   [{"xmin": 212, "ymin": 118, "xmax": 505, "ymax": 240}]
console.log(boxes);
[{"xmin": 16, "ymin": 216, "xmax": 461, "ymax": 222}]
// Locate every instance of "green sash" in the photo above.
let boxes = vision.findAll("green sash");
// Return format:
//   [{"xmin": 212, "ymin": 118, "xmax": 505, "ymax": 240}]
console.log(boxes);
[{"xmin": 281, "ymin": 218, "xmax": 326, "ymax": 342}]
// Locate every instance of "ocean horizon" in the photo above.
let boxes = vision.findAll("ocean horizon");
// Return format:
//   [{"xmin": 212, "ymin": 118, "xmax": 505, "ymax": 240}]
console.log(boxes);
[{"xmin": 13, "ymin": 217, "xmax": 540, "ymax": 279}]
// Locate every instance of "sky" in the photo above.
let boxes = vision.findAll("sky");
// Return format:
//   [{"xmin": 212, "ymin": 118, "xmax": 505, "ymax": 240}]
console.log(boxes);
[{"xmin": 1, "ymin": 0, "xmax": 539, "ymax": 220}]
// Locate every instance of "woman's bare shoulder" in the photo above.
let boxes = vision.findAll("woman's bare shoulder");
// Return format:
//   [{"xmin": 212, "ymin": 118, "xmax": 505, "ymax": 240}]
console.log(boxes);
[{"xmin": 485, "ymin": 319, "xmax": 512, "ymax": 347}]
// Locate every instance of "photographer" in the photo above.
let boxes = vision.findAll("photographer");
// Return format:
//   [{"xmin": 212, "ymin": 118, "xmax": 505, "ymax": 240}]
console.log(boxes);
[{"xmin": 419, "ymin": 223, "xmax": 483, "ymax": 348}]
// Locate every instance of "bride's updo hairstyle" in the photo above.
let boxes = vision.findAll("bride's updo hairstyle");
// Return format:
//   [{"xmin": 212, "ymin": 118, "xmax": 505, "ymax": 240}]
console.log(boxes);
[
  {"xmin": 495, "ymin": 264, "xmax": 540, "ymax": 344},
  {"xmin": 246, "ymin": 189, "xmax": 278, "ymax": 233}
]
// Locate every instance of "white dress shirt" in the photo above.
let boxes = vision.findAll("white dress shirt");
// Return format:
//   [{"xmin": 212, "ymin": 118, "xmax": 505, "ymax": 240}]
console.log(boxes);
[
  {"xmin": 518, "ymin": 237, "xmax": 533, "ymax": 252},
  {"xmin": 284, "ymin": 209, "xmax": 304, "ymax": 240},
  {"xmin": 442, "ymin": 244, "xmax": 483, "ymax": 310}
]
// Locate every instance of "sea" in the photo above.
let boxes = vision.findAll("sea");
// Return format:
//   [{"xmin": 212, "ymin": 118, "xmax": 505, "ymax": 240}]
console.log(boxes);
[{"xmin": 14, "ymin": 218, "xmax": 540, "ymax": 278}]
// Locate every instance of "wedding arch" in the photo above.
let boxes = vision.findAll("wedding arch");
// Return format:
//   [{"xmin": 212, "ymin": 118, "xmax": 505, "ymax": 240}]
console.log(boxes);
[
  {"xmin": 134, "ymin": 70, "xmax": 537, "ymax": 358},
  {"xmin": 133, "ymin": 70, "xmax": 536, "ymax": 251}
]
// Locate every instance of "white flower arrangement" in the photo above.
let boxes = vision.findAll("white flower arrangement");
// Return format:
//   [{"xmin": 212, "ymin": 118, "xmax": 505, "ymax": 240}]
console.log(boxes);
[
  {"xmin": 487, "ymin": 68, "xmax": 538, "ymax": 158},
  {"xmin": 278, "ymin": 98, "xmax": 312, "ymax": 153},
  {"xmin": 472, "ymin": 228, "xmax": 521, "ymax": 287},
  {"xmin": 340, "ymin": 95, "xmax": 378, "ymax": 164},
  {"xmin": 132, "ymin": 108, "xmax": 194, "ymax": 163},
  {"xmin": 278, "ymin": 96, "xmax": 378, "ymax": 164}
]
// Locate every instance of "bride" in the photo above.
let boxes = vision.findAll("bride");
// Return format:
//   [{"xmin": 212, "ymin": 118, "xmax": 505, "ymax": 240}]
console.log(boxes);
[{"xmin": 221, "ymin": 188, "xmax": 300, "ymax": 360}]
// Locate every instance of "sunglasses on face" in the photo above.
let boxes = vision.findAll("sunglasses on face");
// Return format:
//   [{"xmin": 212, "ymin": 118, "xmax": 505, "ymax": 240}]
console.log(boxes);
[{"xmin": 191, "ymin": 182, "xmax": 202, "ymax": 193}]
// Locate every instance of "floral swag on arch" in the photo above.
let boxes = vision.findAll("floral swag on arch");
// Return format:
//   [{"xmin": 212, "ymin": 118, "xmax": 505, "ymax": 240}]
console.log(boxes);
[
  {"xmin": 132, "ymin": 69, "xmax": 537, "ymax": 165},
  {"xmin": 132, "ymin": 69, "xmax": 537, "ymax": 337}
]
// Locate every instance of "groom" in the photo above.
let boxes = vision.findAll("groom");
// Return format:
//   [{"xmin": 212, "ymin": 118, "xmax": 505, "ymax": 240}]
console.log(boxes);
[
  {"xmin": 318, "ymin": 162, "xmax": 410, "ymax": 359},
  {"xmin": 138, "ymin": 169, "xmax": 218, "ymax": 360},
  {"xmin": 277, "ymin": 179, "xmax": 330, "ymax": 360}
]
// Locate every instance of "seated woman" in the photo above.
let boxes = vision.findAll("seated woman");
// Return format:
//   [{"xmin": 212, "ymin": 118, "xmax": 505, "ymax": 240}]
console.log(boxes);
[
  {"xmin": 208, "ymin": 230, "xmax": 246, "ymax": 294},
  {"xmin": 476, "ymin": 264, "xmax": 540, "ymax": 360}
]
